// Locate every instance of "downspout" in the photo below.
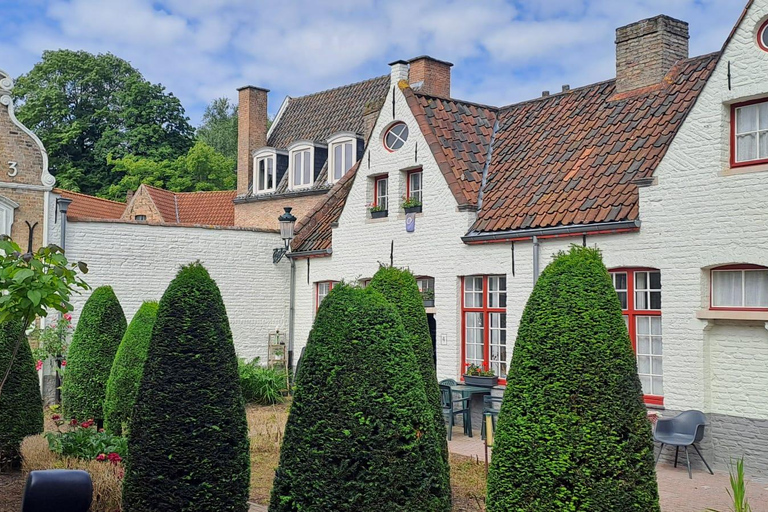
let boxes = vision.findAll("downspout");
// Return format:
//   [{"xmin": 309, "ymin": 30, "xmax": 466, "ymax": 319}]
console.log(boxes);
[
  {"xmin": 54, "ymin": 197, "xmax": 72, "ymax": 405},
  {"xmin": 532, "ymin": 235, "xmax": 540, "ymax": 284},
  {"xmin": 287, "ymin": 256, "xmax": 296, "ymax": 379}
]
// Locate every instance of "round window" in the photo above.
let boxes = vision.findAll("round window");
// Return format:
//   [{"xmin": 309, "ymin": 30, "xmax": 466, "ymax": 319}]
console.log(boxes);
[
  {"xmin": 384, "ymin": 122, "xmax": 409, "ymax": 152},
  {"xmin": 759, "ymin": 20, "xmax": 768, "ymax": 52}
]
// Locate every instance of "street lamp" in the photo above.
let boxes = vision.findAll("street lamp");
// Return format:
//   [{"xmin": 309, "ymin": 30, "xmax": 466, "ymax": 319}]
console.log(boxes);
[{"xmin": 273, "ymin": 207, "xmax": 297, "ymax": 264}]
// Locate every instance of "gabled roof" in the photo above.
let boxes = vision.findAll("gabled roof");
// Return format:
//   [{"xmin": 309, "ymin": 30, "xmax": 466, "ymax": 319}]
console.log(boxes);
[
  {"xmin": 55, "ymin": 189, "xmax": 126, "ymax": 221},
  {"xmin": 291, "ymin": 162, "xmax": 359, "ymax": 254},
  {"xmin": 141, "ymin": 185, "xmax": 236, "ymax": 226},
  {"xmin": 467, "ymin": 52, "xmax": 718, "ymax": 237},
  {"xmin": 144, "ymin": 185, "xmax": 178, "ymax": 222},
  {"xmin": 404, "ymin": 88, "xmax": 497, "ymax": 208},
  {"xmin": 267, "ymin": 75, "xmax": 389, "ymax": 149}
]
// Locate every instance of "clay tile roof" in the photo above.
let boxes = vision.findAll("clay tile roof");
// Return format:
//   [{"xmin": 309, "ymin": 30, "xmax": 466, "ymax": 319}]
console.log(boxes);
[
  {"xmin": 175, "ymin": 190, "xmax": 236, "ymax": 226},
  {"xmin": 468, "ymin": 52, "xmax": 718, "ymax": 237},
  {"xmin": 54, "ymin": 188, "xmax": 126, "ymax": 221},
  {"xmin": 267, "ymin": 76, "xmax": 389, "ymax": 149},
  {"xmin": 403, "ymin": 89, "xmax": 498, "ymax": 207},
  {"xmin": 143, "ymin": 185, "xmax": 178, "ymax": 223},
  {"xmin": 291, "ymin": 162, "xmax": 359, "ymax": 254}
]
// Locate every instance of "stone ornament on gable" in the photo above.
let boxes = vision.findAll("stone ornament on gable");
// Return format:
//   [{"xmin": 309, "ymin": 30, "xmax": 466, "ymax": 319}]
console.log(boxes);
[{"xmin": 0, "ymin": 68, "xmax": 56, "ymax": 189}]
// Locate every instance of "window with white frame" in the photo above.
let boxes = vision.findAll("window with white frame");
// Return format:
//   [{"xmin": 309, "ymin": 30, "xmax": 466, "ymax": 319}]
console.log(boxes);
[
  {"xmin": 330, "ymin": 140, "xmax": 355, "ymax": 183},
  {"xmin": 316, "ymin": 281, "xmax": 338, "ymax": 311},
  {"xmin": 462, "ymin": 275, "xmax": 507, "ymax": 379},
  {"xmin": 407, "ymin": 170, "xmax": 423, "ymax": 204},
  {"xmin": 374, "ymin": 175, "xmax": 388, "ymax": 211},
  {"xmin": 733, "ymin": 100, "xmax": 768, "ymax": 165},
  {"xmin": 254, "ymin": 156, "xmax": 275, "ymax": 193},
  {"xmin": 711, "ymin": 265, "xmax": 768, "ymax": 309},
  {"xmin": 290, "ymin": 147, "xmax": 313, "ymax": 188},
  {"xmin": 0, "ymin": 196, "xmax": 18, "ymax": 237}
]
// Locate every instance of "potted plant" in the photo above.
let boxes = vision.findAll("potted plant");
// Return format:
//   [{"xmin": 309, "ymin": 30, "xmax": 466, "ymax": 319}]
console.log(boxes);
[
  {"xmin": 463, "ymin": 363, "xmax": 498, "ymax": 387},
  {"xmin": 402, "ymin": 196, "xmax": 422, "ymax": 214},
  {"xmin": 369, "ymin": 204, "xmax": 388, "ymax": 219},
  {"xmin": 421, "ymin": 288, "xmax": 435, "ymax": 307}
]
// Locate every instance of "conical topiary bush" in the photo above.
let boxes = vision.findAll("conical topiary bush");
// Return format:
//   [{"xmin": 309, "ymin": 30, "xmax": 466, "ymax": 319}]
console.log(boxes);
[
  {"xmin": 122, "ymin": 263, "xmax": 249, "ymax": 512},
  {"xmin": 62, "ymin": 286, "xmax": 126, "ymax": 423},
  {"xmin": 103, "ymin": 301, "xmax": 159, "ymax": 435},
  {"xmin": 487, "ymin": 246, "xmax": 659, "ymax": 511},
  {"xmin": 368, "ymin": 266, "xmax": 450, "ymax": 508},
  {"xmin": 0, "ymin": 320, "xmax": 44, "ymax": 468},
  {"xmin": 270, "ymin": 284, "xmax": 444, "ymax": 512}
]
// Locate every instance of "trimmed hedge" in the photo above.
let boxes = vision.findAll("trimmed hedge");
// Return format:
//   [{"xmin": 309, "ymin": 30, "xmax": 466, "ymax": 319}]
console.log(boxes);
[
  {"xmin": 270, "ymin": 284, "xmax": 444, "ymax": 512},
  {"xmin": 122, "ymin": 263, "xmax": 249, "ymax": 512},
  {"xmin": 369, "ymin": 266, "xmax": 450, "ymax": 508},
  {"xmin": 103, "ymin": 301, "xmax": 159, "ymax": 435},
  {"xmin": 0, "ymin": 320, "xmax": 44, "ymax": 467},
  {"xmin": 487, "ymin": 246, "xmax": 659, "ymax": 511},
  {"xmin": 62, "ymin": 286, "xmax": 126, "ymax": 423}
]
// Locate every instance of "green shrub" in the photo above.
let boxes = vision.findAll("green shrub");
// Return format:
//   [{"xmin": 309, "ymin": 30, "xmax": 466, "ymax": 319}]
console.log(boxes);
[
  {"xmin": 45, "ymin": 418, "xmax": 127, "ymax": 460},
  {"xmin": 103, "ymin": 301, "xmax": 158, "ymax": 435},
  {"xmin": 369, "ymin": 266, "xmax": 450, "ymax": 507},
  {"xmin": 487, "ymin": 246, "xmax": 659, "ymax": 511},
  {"xmin": 122, "ymin": 263, "xmax": 249, "ymax": 512},
  {"xmin": 62, "ymin": 286, "xmax": 126, "ymax": 424},
  {"xmin": 238, "ymin": 358, "xmax": 286, "ymax": 405},
  {"xmin": 270, "ymin": 284, "xmax": 446, "ymax": 512},
  {"xmin": 0, "ymin": 320, "xmax": 44, "ymax": 467}
]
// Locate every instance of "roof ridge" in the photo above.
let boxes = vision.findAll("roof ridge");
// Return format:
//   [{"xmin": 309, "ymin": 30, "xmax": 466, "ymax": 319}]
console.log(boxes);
[
  {"xmin": 174, "ymin": 189, "xmax": 236, "ymax": 196},
  {"xmin": 54, "ymin": 188, "xmax": 126, "ymax": 205},
  {"xmin": 290, "ymin": 75, "xmax": 389, "ymax": 102}
]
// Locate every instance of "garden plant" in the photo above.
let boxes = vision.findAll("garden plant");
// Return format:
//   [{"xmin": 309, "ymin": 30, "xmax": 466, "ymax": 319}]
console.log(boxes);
[
  {"xmin": 368, "ymin": 266, "xmax": 451, "ymax": 507},
  {"xmin": 62, "ymin": 286, "xmax": 126, "ymax": 425},
  {"xmin": 238, "ymin": 357, "xmax": 286, "ymax": 405},
  {"xmin": 103, "ymin": 301, "xmax": 159, "ymax": 435},
  {"xmin": 487, "ymin": 246, "xmax": 659, "ymax": 511},
  {"xmin": 270, "ymin": 284, "xmax": 448, "ymax": 512},
  {"xmin": 122, "ymin": 263, "xmax": 250, "ymax": 512}
]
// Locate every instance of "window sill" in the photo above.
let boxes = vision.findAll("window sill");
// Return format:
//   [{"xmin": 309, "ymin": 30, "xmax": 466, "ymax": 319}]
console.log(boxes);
[
  {"xmin": 722, "ymin": 162, "xmax": 768, "ymax": 176},
  {"xmin": 696, "ymin": 309, "xmax": 768, "ymax": 321}
]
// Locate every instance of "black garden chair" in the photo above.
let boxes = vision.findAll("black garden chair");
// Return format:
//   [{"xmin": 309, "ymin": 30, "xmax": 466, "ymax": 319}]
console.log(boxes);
[
  {"xmin": 22, "ymin": 470, "xmax": 92, "ymax": 512},
  {"xmin": 654, "ymin": 410, "xmax": 714, "ymax": 479}
]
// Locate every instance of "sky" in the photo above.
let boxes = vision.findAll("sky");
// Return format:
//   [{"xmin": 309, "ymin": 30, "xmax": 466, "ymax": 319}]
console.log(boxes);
[{"xmin": 0, "ymin": 0, "xmax": 748, "ymax": 126}]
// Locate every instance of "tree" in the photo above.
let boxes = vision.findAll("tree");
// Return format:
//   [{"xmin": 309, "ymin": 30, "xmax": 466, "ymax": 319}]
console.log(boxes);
[
  {"xmin": 104, "ymin": 141, "xmax": 236, "ymax": 201},
  {"xmin": 197, "ymin": 97, "xmax": 238, "ymax": 161},
  {"xmin": 270, "ymin": 285, "xmax": 446, "ymax": 512},
  {"xmin": 368, "ymin": 266, "xmax": 450, "ymax": 507},
  {"xmin": 122, "ymin": 263, "xmax": 249, "ymax": 512},
  {"xmin": 13, "ymin": 50, "xmax": 194, "ymax": 196},
  {"xmin": 103, "ymin": 301, "xmax": 159, "ymax": 435},
  {"xmin": 487, "ymin": 246, "xmax": 659, "ymax": 511},
  {"xmin": 62, "ymin": 286, "xmax": 127, "ymax": 424},
  {"xmin": 0, "ymin": 237, "xmax": 89, "ymax": 400},
  {"xmin": 0, "ymin": 320, "xmax": 43, "ymax": 468}
]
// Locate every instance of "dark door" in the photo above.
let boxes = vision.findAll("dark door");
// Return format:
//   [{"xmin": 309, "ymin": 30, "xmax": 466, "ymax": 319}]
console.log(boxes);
[{"xmin": 427, "ymin": 313, "xmax": 437, "ymax": 368}]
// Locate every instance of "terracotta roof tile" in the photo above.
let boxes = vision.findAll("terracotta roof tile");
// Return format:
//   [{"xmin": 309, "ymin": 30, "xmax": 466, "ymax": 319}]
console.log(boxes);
[
  {"xmin": 144, "ymin": 185, "xmax": 177, "ymax": 223},
  {"xmin": 54, "ymin": 189, "xmax": 126, "ymax": 221},
  {"xmin": 175, "ymin": 190, "xmax": 236, "ymax": 226}
]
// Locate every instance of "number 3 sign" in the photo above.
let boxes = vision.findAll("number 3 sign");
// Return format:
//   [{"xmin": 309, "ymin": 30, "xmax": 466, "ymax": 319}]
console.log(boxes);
[{"xmin": 8, "ymin": 161, "xmax": 18, "ymax": 177}]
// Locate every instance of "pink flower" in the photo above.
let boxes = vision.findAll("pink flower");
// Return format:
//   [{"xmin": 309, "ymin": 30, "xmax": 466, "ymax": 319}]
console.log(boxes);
[
  {"xmin": 61, "ymin": 360, "xmax": 66, "ymax": 367},
  {"xmin": 36, "ymin": 360, "xmax": 43, "ymax": 372},
  {"xmin": 96, "ymin": 454, "xmax": 106, "ymax": 462},
  {"xmin": 63, "ymin": 313, "xmax": 72, "ymax": 321}
]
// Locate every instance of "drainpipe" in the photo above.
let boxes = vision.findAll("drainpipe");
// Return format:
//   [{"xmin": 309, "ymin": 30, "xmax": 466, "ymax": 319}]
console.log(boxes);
[
  {"xmin": 287, "ymin": 256, "xmax": 296, "ymax": 378},
  {"xmin": 56, "ymin": 198, "xmax": 72, "ymax": 250},
  {"xmin": 532, "ymin": 236, "xmax": 540, "ymax": 284}
]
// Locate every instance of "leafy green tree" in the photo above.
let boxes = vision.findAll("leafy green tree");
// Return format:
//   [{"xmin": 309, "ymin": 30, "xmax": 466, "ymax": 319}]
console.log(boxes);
[
  {"xmin": 104, "ymin": 141, "xmax": 235, "ymax": 200},
  {"xmin": 270, "ymin": 285, "xmax": 447, "ymax": 512},
  {"xmin": 487, "ymin": 246, "xmax": 659, "ymax": 511},
  {"xmin": 0, "ymin": 237, "xmax": 89, "ymax": 400},
  {"xmin": 14, "ymin": 50, "xmax": 194, "ymax": 196},
  {"xmin": 123, "ymin": 263, "xmax": 249, "ymax": 512},
  {"xmin": 103, "ymin": 301, "xmax": 159, "ymax": 435},
  {"xmin": 197, "ymin": 97, "xmax": 238, "ymax": 161},
  {"xmin": 368, "ymin": 266, "xmax": 450, "ymax": 507},
  {"xmin": 0, "ymin": 320, "xmax": 43, "ymax": 468},
  {"xmin": 62, "ymin": 286, "xmax": 127, "ymax": 424}
]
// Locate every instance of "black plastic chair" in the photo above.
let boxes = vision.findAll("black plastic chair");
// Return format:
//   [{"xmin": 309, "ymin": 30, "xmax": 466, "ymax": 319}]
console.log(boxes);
[
  {"xmin": 654, "ymin": 410, "xmax": 714, "ymax": 479},
  {"xmin": 439, "ymin": 384, "xmax": 471, "ymax": 440},
  {"xmin": 481, "ymin": 396, "xmax": 503, "ymax": 441},
  {"xmin": 22, "ymin": 470, "xmax": 93, "ymax": 512}
]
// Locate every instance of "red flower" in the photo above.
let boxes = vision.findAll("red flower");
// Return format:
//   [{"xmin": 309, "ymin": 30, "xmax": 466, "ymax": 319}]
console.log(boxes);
[
  {"xmin": 36, "ymin": 360, "xmax": 43, "ymax": 372},
  {"xmin": 63, "ymin": 313, "xmax": 72, "ymax": 321},
  {"xmin": 70, "ymin": 418, "xmax": 78, "ymax": 426},
  {"xmin": 107, "ymin": 452, "xmax": 122, "ymax": 464},
  {"xmin": 80, "ymin": 422, "xmax": 89, "ymax": 428},
  {"xmin": 51, "ymin": 414, "xmax": 61, "ymax": 421},
  {"xmin": 61, "ymin": 360, "xmax": 66, "ymax": 367},
  {"xmin": 96, "ymin": 454, "xmax": 106, "ymax": 462}
]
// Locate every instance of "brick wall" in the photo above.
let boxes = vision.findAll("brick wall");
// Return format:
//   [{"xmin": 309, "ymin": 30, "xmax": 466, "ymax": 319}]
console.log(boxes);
[
  {"xmin": 121, "ymin": 186, "xmax": 165, "ymax": 223},
  {"xmin": 408, "ymin": 56, "xmax": 452, "ymax": 98},
  {"xmin": 234, "ymin": 194, "xmax": 323, "ymax": 230},
  {"xmin": 237, "ymin": 87, "xmax": 269, "ymax": 196}
]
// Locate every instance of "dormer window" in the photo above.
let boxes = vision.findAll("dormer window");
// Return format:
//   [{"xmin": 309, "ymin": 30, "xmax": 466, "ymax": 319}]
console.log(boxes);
[
  {"xmin": 327, "ymin": 132, "xmax": 358, "ymax": 183},
  {"xmin": 288, "ymin": 142, "xmax": 316, "ymax": 189},
  {"xmin": 256, "ymin": 155, "xmax": 275, "ymax": 193}
]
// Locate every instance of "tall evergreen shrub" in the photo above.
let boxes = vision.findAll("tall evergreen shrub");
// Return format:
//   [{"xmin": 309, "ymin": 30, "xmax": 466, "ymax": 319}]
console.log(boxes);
[
  {"xmin": 487, "ymin": 246, "xmax": 659, "ymax": 511},
  {"xmin": 270, "ymin": 285, "xmax": 446, "ymax": 512},
  {"xmin": 103, "ymin": 301, "xmax": 158, "ymax": 435},
  {"xmin": 0, "ymin": 320, "xmax": 44, "ymax": 467},
  {"xmin": 122, "ymin": 263, "xmax": 249, "ymax": 512},
  {"xmin": 62, "ymin": 286, "xmax": 126, "ymax": 423},
  {"xmin": 369, "ymin": 266, "xmax": 450, "ymax": 507}
]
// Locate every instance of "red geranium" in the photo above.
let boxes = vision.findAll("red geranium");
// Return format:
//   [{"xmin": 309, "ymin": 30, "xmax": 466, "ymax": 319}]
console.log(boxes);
[
  {"xmin": 107, "ymin": 452, "xmax": 122, "ymax": 464},
  {"xmin": 96, "ymin": 454, "xmax": 106, "ymax": 462}
]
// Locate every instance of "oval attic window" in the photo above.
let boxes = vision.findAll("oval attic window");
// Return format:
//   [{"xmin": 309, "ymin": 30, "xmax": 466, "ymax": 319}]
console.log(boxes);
[
  {"xmin": 384, "ymin": 122, "xmax": 409, "ymax": 152},
  {"xmin": 759, "ymin": 19, "xmax": 768, "ymax": 52}
]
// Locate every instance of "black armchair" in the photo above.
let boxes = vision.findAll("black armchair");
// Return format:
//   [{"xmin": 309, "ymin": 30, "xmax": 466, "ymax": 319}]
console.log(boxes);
[{"xmin": 22, "ymin": 470, "xmax": 93, "ymax": 512}]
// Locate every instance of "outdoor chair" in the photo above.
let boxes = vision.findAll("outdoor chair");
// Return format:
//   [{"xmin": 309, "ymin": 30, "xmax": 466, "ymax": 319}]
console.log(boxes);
[
  {"xmin": 654, "ymin": 410, "xmax": 714, "ymax": 479},
  {"xmin": 481, "ymin": 396, "xmax": 503, "ymax": 441},
  {"xmin": 439, "ymin": 384, "xmax": 472, "ymax": 440},
  {"xmin": 22, "ymin": 470, "xmax": 93, "ymax": 512}
]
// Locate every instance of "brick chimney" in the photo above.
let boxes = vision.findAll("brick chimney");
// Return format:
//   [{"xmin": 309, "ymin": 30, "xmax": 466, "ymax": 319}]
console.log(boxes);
[
  {"xmin": 408, "ymin": 56, "xmax": 453, "ymax": 98},
  {"xmin": 237, "ymin": 86, "xmax": 269, "ymax": 195},
  {"xmin": 615, "ymin": 15, "xmax": 688, "ymax": 94}
]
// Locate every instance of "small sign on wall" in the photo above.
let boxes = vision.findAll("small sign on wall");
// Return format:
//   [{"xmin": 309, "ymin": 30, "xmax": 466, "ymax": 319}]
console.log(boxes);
[{"xmin": 405, "ymin": 212, "xmax": 415, "ymax": 232}]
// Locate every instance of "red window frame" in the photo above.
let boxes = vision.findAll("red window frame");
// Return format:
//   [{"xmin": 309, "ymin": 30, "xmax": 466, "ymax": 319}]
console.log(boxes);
[
  {"xmin": 610, "ymin": 268, "xmax": 663, "ymax": 406},
  {"xmin": 759, "ymin": 19, "xmax": 768, "ymax": 53},
  {"xmin": 373, "ymin": 175, "xmax": 388, "ymax": 210},
  {"xmin": 730, "ymin": 98, "xmax": 768, "ymax": 168},
  {"xmin": 315, "ymin": 281, "xmax": 338, "ymax": 312},
  {"xmin": 406, "ymin": 169, "xmax": 423, "ymax": 202},
  {"xmin": 460, "ymin": 275, "xmax": 507, "ymax": 384},
  {"xmin": 710, "ymin": 264, "xmax": 768, "ymax": 311}
]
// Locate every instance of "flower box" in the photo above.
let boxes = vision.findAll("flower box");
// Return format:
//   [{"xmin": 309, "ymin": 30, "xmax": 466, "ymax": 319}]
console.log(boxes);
[
  {"xmin": 404, "ymin": 205, "xmax": 422, "ymax": 214},
  {"xmin": 370, "ymin": 210, "xmax": 388, "ymax": 219},
  {"xmin": 422, "ymin": 299, "xmax": 435, "ymax": 307},
  {"xmin": 462, "ymin": 375, "xmax": 499, "ymax": 387}
]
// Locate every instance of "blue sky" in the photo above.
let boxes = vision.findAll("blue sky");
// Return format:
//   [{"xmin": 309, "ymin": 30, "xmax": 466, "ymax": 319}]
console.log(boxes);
[{"xmin": 0, "ymin": 0, "xmax": 747, "ymax": 126}]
